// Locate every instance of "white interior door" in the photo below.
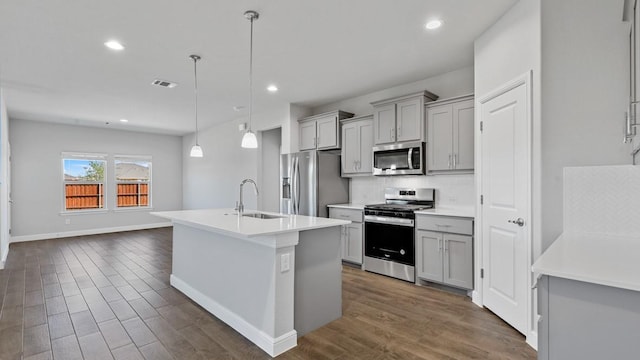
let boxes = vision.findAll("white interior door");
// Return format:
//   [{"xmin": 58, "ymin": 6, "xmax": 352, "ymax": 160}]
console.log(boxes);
[{"xmin": 480, "ymin": 78, "xmax": 529, "ymax": 335}]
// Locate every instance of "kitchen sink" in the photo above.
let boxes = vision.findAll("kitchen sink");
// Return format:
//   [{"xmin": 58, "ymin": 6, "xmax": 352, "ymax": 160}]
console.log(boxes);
[{"xmin": 242, "ymin": 213, "xmax": 286, "ymax": 220}]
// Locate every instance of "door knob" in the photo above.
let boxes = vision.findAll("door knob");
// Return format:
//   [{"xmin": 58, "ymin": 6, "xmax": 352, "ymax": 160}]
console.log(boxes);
[{"xmin": 508, "ymin": 218, "xmax": 525, "ymax": 227}]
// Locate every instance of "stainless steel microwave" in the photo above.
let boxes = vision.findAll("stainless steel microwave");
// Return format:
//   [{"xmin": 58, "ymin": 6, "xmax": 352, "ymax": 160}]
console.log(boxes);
[{"xmin": 372, "ymin": 141, "xmax": 425, "ymax": 176}]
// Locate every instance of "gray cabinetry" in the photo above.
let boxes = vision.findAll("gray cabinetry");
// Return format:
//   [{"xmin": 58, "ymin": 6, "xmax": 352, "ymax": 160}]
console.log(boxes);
[
  {"xmin": 537, "ymin": 275, "xmax": 640, "ymax": 360},
  {"xmin": 415, "ymin": 215, "xmax": 473, "ymax": 290},
  {"xmin": 299, "ymin": 110, "xmax": 354, "ymax": 151},
  {"xmin": 341, "ymin": 115, "xmax": 373, "ymax": 176},
  {"xmin": 426, "ymin": 95, "xmax": 474, "ymax": 173},
  {"xmin": 329, "ymin": 208, "xmax": 363, "ymax": 265},
  {"xmin": 371, "ymin": 91, "xmax": 438, "ymax": 145}
]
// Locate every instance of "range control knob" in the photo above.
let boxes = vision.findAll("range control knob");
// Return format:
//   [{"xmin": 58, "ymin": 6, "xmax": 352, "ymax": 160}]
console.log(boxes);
[{"xmin": 400, "ymin": 249, "xmax": 406, "ymax": 255}]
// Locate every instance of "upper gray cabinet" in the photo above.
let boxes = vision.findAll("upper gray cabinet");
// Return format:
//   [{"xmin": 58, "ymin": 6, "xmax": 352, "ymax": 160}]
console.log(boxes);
[
  {"xmin": 371, "ymin": 91, "xmax": 438, "ymax": 145},
  {"xmin": 426, "ymin": 95, "xmax": 474, "ymax": 173},
  {"xmin": 341, "ymin": 114, "xmax": 373, "ymax": 176},
  {"xmin": 299, "ymin": 110, "xmax": 354, "ymax": 151}
]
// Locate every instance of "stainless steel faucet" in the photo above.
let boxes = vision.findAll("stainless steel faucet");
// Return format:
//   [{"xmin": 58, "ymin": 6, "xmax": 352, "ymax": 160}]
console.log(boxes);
[{"xmin": 237, "ymin": 179, "xmax": 259, "ymax": 215}]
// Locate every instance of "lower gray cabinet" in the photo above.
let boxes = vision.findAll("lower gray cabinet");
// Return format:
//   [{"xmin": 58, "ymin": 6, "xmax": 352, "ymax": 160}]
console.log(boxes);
[
  {"xmin": 329, "ymin": 208, "xmax": 363, "ymax": 265},
  {"xmin": 342, "ymin": 223, "xmax": 363, "ymax": 264},
  {"xmin": 415, "ymin": 215, "xmax": 473, "ymax": 290}
]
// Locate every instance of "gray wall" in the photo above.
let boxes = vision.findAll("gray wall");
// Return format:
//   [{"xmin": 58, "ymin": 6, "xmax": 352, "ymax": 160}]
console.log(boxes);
[
  {"xmin": 312, "ymin": 66, "xmax": 474, "ymax": 116},
  {"xmin": 540, "ymin": 0, "xmax": 631, "ymax": 250},
  {"xmin": 260, "ymin": 128, "xmax": 282, "ymax": 212},
  {"xmin": 9, "ymin": 119, "xmax": 183, "ymax": 238},
  {"xmin": 0, "ymin": 89, "xmax": 8, "ymax": 264},
  {"xmin": 182, "ymin": 121, "xmax": 259, "ymax": 210}
]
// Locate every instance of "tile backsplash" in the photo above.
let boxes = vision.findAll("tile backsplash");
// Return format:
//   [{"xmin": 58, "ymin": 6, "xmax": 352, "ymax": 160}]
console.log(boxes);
[
  {"xmin": 563, "ymin": 165, "xmax": 640, "ymax": 236},
  {"xmin": 350, "ymin": 174, "xmax": 475, "ymax": 208}
]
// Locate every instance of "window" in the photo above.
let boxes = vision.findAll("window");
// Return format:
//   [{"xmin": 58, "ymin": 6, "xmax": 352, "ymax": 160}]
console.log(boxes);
[
  {"xmin": 115, "ymin": 156, "xmax": 151, "ymax": 208},
  {"xmin": 62, "ymin": 154, "xmax": 106, "ymax": 211}
]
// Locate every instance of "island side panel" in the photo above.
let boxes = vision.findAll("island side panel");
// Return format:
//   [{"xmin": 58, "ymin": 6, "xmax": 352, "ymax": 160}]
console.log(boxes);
[
  {"xmin": 170, "ymin": 223, "xmax": 297, "ymax": 355},
  {"xmin": 294, "ymin": 226, "xmax": 342, "ymax": 336},
  {"xmin": 545, "ymin": 276, "xmax": 640, "ymax": 359}
]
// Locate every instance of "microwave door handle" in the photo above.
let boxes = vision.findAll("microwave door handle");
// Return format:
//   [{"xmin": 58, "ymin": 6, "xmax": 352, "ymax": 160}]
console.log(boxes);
[{"xmin": 407, "ymin": 147, "xmax": 413, "ymax": 169}]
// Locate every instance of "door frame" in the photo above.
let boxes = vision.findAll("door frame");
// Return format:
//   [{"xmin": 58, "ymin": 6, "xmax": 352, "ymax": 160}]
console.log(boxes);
[{"xmin": 473, "ymin": 71, "xmax": 535, "ymax": 346}]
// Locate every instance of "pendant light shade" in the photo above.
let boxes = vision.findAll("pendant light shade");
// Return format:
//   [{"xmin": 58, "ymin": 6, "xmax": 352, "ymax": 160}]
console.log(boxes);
[
  {"xmin": 189, "ymin": 144, "xmax": 203, "ymax": 157},
  {"xmin": 241, "ymin": 10, "xmax": 259, "ymax": 149},
  {"xmin": 241, "ymin": 130, "xmax": 258, "ymax": 148},
  {"xmin": 189, "ymin": 54, "xmax": 204, "ymax": 157}
]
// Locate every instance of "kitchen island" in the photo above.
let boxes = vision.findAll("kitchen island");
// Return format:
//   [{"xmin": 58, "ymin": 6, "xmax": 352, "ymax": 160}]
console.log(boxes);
[{"xmin": 151, "ymin": 208, "xmax": 350, "ymax": 357}]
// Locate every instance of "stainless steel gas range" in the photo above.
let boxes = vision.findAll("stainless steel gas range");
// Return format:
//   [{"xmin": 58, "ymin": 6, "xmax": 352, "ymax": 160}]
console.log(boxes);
[{"xmin": 363, "ymin": 188, "xmax": 435, "ymax": 282}]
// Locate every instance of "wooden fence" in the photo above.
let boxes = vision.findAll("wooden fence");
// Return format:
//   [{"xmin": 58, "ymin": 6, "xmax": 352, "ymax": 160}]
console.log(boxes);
[
  {"xmin": 65, "ymin": 182, "xmax": 149, "ymax": 210},
  {"xmin": 65, "ymin": 184, "xmax": 103, "ymax": 210}
]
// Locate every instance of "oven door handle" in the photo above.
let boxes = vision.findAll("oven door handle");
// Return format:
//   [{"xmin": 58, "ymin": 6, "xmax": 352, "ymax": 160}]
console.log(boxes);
[{"xmin": 364, "ymin": 215, "xmax": 414, "ymax": 227}]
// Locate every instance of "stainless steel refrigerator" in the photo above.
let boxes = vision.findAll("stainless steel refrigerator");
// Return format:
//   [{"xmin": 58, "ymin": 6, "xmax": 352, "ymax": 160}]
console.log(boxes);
[{"xmin": 280, "ymin": 150, "xmax": 349, "ymax": 217}]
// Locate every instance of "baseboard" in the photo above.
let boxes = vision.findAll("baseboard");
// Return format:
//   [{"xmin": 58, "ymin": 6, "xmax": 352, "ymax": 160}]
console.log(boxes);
[
  {"xmin": 10, "ymin": 222, "xmax": 172, "ymax": 243},
  {"xmin": 170, "ymin": 274, "xmax": 297, "ymax": 357},
  {"xmin": 527, "ymin": 330, "xmax": 538, "ymax": 350},
  {"xmin": 0, "ymin": 243, "xmax": 8, "ymax": 269},
  {"xmin": 471, "ymin": 290, "xmax": 483, "ymax": 307}
]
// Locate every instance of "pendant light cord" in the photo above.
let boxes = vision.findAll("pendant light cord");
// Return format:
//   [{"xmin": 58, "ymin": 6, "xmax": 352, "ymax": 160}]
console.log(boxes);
[
  {"xmin": 248, "ymin": 15, "xmax": 254, "ymax": 132},
  {"xmin": 193, "ymin": 56, "xmax": 199, "ymax": 144}
]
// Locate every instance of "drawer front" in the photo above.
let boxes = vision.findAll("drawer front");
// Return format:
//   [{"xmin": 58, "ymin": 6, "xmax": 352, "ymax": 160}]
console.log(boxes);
[
  {"xmin": 329, "ymin": 208, "xmax": 362, "ymax": 223},
  {"xmin": 416, "ymin": 215, "xmax": 473, "ymax": 235}
]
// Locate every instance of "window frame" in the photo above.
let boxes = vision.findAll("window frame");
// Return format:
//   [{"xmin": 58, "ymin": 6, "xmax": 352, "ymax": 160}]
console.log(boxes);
[
  {"xmin": 114, "ymin": 155, "xmax": 152, "ymax": 210},
  {"xmin": 61, "ymin": 152, "xmax": 108, "ymax": 214}
]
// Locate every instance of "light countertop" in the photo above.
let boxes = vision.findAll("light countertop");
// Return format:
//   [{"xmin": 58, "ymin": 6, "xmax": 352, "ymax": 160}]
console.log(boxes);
[
  {"xmin": 414, "ymin": 207, "xmax": 475, "ymax": 218},
  {"xmin": 328, "ymin": 203, "xmax": 474, "ymax": 218},
  {"xmin": 327, "ymin": 203, "xmax": 366, "ymax": 210},
  {"xmin": 532, "ymin": 232, "xmax": 640, "ymax": 292},
  {"xmin": 151, "ymin": 209, "xmax": 350, "ymax": 239}
]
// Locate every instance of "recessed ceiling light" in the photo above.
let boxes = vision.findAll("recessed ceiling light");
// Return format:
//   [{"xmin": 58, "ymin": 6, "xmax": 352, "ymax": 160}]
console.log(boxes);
[
  {"xmin": 119, "ymin": 119, "xmax": 129, "ymax": 123},
  {"xmin": 104, "ymin": 40, "xmax": 125, "ymax": 50},
  {"xmin": 425, "ymin": 19, "xmax": 443, "ymax": 30},
  {"xmin": 267, "ymin": 85, "xmax": 278, "ymax": 92}
]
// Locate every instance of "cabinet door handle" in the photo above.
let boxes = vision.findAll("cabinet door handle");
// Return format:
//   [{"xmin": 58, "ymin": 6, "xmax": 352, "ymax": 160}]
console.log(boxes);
[
  {"xmin": 357, "ymin": 160, "xmax": 361, "ymax": 170},
  {"xmin": 444, "ymin": 239, "xmax": 449, "ymax": 252},
  {"xmin": 398, "ymin": 126, "xmax": 402, "ymax": 136},
  {"xmin": 448, "ymin": 154, "xmax": 452, "ymax": 169},
  {"xmin": 453, "ymin": 154, "xmax": 457, "ymax": 169},
  {"xmin": 353, "ymin": 161, "xmax": 357, "ymax": 171},
  {"xmin": 389, "ymin": 128, "xmax": 393, "ymax": 140},
  {"xmin": 438, "ymin": 239, "xmax": 442, "ymax": 252}
]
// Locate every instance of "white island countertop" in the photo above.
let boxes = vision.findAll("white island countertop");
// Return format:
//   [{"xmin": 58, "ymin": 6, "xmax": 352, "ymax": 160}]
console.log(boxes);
[
  {"xmin": 532, "ymin": 232, "xmax": 640, "ymax": 292},
  {"xmin": 151, "ymin": 208, "xmax": 350, "ymax": 239}
]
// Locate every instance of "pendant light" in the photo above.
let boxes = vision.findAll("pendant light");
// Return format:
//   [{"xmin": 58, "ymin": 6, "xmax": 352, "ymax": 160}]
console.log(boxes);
[
  {"xmin": 189, "ymin": 54, "xmax": 204, "ymax": 157},
  {"xmin": 241, "ymin": 10, "xmax": 259, "ymax": 149}
]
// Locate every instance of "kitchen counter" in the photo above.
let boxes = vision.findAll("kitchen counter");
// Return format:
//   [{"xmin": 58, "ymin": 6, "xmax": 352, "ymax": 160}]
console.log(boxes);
[
  {"xmin": 152, "ymin": 208, "xmax": 349, "ymax": 245},
  {"xmin": 151, "ymin": 209, "xmax": 347, "ymax": 357},
  {"xmin": 414, "ymin": 206, "xmax": 475, "ymax": 218},
  {"xmin": 532, "ymin": 232, "xmax": 640, "ymax": 292},
  {"xmin": 327, "ymin": 203, "xmax": 366, "ymax": 210}
]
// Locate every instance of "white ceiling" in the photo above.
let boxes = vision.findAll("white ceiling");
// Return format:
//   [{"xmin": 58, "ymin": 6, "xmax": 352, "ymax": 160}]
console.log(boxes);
[{"xmin": 0, "ymin": 0, "xmax": 516, "ymax": 135}]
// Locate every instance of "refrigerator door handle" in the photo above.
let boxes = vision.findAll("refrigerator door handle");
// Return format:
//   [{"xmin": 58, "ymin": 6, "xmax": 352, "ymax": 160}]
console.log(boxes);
[
  {"xmin": 291, "ymin": 156, "xmax": 297, "ymax": 214},
  {"xmin": 297, "ymin": 157, "xmax": 301, "ymax": 214}
]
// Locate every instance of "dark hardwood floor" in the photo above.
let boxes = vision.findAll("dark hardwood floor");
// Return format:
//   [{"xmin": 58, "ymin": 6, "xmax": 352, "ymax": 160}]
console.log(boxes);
[{"xmin": 0, "ymin": 228, "xmax": 536, "ymax": 359}]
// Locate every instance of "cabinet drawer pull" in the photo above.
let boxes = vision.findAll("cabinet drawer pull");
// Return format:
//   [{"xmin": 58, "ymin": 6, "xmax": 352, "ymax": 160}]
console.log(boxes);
[{"xmin": 436, "ymin": 224, "xmax": 451, "ymax": 228}]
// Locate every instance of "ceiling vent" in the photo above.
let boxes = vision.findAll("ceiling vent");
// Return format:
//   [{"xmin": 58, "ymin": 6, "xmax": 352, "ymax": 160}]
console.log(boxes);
[{"xmin": 151, "ymin": 79, "xmax": 178, "ymax": 88}]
